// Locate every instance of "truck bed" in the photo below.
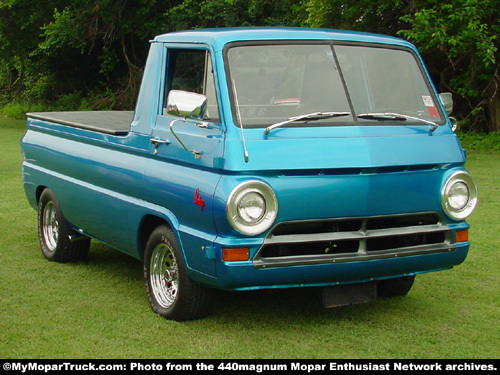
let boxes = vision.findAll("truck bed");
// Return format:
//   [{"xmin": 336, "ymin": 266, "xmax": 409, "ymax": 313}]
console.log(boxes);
[{"xmin": 26, "ymin": 111, "xmax": 134, "ymax": 135}]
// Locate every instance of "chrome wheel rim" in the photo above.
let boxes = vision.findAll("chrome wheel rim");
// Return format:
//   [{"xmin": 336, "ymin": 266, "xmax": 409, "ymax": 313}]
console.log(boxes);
[
  {"xmin": 150, "ymin": 243, "xmax": 179, "ymax": 309},
  {"xmin": 42, "ymin": 201, "xmax": 59, "ymax": 251}
]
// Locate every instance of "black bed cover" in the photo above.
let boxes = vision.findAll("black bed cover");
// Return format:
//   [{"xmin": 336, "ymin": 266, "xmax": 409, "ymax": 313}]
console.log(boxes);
[{"xmin": 26, "ymin": 111, "xmax": 134, "ymax": 135}]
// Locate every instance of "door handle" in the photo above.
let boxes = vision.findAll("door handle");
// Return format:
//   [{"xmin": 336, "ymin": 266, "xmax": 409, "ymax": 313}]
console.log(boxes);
[
  {"xmin": 150, "ymin": 138, "xmax": 171, "ymax": 154},
  {"xmin": 150, "ymin": 138, "xmax": 171, "ymax": 146},
  {"xmin": 196, "ymin": 121, "xmax": 210, "ymax": 129}
]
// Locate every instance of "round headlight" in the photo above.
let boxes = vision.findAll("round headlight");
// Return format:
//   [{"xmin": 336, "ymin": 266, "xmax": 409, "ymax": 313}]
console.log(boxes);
[
  {"xmin": 441, "ymin": 171, "xmax": 478, "ymax": 220},
  {"xmin": 238, "ymin": 192, "xmax": 266, "ymax": 223},
  {"xmin": 227, "ymin": 180, "xmax": 278, "ymax": 235}
]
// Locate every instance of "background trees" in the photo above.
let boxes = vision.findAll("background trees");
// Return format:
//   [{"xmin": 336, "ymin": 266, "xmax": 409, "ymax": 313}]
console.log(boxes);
[
  {"xmin": 0, "ymin": 0, "xmax": 174, "ymax": 109},
  {"xmin": 0, "ymin": 0, "xmax": 498, "ymax": 131},
  {"xmin": 399, "ymin": 0, "xmax": 499, "ymax": 132}
]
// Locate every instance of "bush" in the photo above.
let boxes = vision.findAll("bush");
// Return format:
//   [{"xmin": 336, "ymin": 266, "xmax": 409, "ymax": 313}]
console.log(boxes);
[
  {"xmin": 0, "ymin": 103, "xmax": 28, "ymax": 119},
  {"xmin": 457, "ymin": 131, "xmax": 500, "ymax": 152},
  {"xmin": 0, "ymin": 102, "xmax": 48, "ymax": 119}
]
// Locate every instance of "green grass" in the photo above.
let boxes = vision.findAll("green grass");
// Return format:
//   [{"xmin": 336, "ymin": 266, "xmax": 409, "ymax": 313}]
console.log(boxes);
[{"xmin": 1, "ymin": 116, "xmax": 499, "ymax": 359}]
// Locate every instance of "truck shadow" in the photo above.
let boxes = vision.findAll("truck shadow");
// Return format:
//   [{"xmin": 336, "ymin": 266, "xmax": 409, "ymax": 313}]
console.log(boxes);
[
  {"xmin": 84, "ymin": 243, "xmax": 401, "ymax": 322},
  {"xmin": 211, "ymin": 288, "xmax": 324, "ymax": 315}
]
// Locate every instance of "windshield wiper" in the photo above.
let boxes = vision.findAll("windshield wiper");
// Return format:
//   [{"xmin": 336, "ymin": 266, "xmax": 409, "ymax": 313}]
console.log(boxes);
[
  {"xmin": 264, "ymin": 111, "xmax": 350, "ymax": 135},
  {"xmin": 357, "ymin": 112, "xmax": 439, "ymax": 132}
]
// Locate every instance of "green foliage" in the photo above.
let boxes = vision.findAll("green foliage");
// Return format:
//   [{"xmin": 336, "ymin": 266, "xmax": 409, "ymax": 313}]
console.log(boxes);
[
  {"xmin": 400, "ymin": 1, "xmax": 497, "ymax": 68},
  {"xmin": 399, "ymin": 0, "xmax": 500, "ymax": 132},
  {"xmin": 0, "ymin": 102, "xmax": 46, "ymax": 119},
  {"xmin": 37, "ymin": 8, "xmax": 87, "ymax": 52},
  {"xmin": 301, "ymin": 0, "xmax": 409, "ymax": 33},
  {"xmin": 167, "ymin": 0, "xmax": 303, "ymax": 30},
  {"xmin": 457, "ymin": 131, "xmax": 500, "ymax": 152},
  {"xmin": 0, "ymin": 0, "xmax": 172, "ymax": 110},
  {"xmin": 0, "ymin": 102, "xmax": 30, "ymax": 119}
]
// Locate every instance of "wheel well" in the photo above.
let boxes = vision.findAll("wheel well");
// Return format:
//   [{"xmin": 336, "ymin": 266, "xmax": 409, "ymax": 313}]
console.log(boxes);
[
  {"xmin": 35, "ymin": 185, "xmax": 47, "ymax": 204},
  {"xmin": 138, "ymin": 215, "xmax": 171, "ymax": 260}
]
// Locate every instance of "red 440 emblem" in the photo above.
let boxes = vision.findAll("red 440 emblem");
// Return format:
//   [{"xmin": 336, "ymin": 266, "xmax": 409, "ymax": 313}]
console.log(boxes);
[{"xmin": 194, "ymin": 188, "xmax": 205, "ymax": 211}]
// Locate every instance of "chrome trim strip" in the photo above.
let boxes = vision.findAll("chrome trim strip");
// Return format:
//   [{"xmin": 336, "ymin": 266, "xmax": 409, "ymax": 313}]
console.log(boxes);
[
  {"xmin": 264, "ymin": 223, "xmax": 448, "ymax": 245},
  {"xmin": 254, "ymin": 243, "xmax": 456, "ymax": 269},
  {"xmin": 254, "ymin": 212, "xmax": 453, "ymax": 269}
]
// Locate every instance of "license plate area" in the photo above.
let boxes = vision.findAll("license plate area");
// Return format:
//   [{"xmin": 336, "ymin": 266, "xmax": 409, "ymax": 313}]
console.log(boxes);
[{"xmin": 321, "ymin": 281, "xmax": 377, "ymax": 308}]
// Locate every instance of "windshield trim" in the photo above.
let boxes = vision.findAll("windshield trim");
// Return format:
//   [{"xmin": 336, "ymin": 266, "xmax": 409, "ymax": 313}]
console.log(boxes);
[{"xmin": 223, "ymin": 40, "xmax": 446, "ymax": 130}]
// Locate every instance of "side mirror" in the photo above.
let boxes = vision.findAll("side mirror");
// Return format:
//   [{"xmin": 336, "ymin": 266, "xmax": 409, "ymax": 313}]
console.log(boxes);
[
  {"xmin": 439, "ymin": 92, "xmax": 453, "ymax": 115},
  {"xmin": 450, "ymin": 117, "xmax": 458, "ymax": 132},
  {"xmin": 166, "ymin": 90, "xmax": 207, "ymax": 119}
]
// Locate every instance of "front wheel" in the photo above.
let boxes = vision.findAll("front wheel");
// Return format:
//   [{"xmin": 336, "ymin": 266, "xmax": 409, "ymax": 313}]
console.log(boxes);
[
  {"xmin": 143, "ymin": 225, "xmax": 212, "ymax": 321},
  {"xmin": 37, "ymin": 188, "xmax": 90, "ymax": 263}
]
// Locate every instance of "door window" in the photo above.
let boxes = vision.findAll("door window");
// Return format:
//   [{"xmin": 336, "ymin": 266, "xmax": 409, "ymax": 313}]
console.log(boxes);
[{"xmin": 164, "ymin": 49, "xmax": 220, "ymax": 122}]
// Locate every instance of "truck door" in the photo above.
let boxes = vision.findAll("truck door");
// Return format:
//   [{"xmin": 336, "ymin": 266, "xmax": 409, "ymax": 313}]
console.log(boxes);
[
  {"xmin": 151, "ymin": 48, "xmax": 224, "ymax": 166},
  {"xmin": 146, "ymin": 47, "xmax": 224, "ymax": 277}
]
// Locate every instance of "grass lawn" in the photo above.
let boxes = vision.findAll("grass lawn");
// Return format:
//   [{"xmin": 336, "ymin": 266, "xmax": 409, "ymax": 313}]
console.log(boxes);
[{"xmin": 1, "ymin": 116, "xmax": 499, "ymax": 359}]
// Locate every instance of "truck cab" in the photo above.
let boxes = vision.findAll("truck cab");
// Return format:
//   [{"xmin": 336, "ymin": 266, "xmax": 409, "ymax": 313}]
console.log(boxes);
[{"xmin": 22, "ymin": 28, "xmax": 478, "ymax": 321}]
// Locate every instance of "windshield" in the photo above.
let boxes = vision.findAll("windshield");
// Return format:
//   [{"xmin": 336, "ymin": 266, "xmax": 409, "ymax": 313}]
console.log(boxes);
[{"xmin": 226, "ymin": 43, "xmax": 444, "ymax": 128}]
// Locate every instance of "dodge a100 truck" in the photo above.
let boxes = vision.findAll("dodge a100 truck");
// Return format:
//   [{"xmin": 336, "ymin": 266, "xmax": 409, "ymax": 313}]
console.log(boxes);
[{"xmin": 21, "ymin": 28, "xmax": 478, "ymax": 321}]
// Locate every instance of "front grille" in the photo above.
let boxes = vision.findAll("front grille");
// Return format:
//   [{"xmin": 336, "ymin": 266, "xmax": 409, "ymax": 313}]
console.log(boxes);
[
  {"xmin": 253, "ymin": 212, "xmax": 454, "ymax": 268},
  {"xmin": 279, "ymin": 164, "xmax": 439, "ymax": 177}
]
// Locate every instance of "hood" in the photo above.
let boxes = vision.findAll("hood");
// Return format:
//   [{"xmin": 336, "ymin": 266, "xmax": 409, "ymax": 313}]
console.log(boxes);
[{"xmin": 222, "ymin": 126, "xmax": 465, "ymax": 172}]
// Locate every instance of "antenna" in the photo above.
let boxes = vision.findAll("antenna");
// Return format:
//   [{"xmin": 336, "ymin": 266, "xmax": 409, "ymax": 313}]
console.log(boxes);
[{"xmin": 231, "ymin": 78, "xmax": 249, "ymax": 163}]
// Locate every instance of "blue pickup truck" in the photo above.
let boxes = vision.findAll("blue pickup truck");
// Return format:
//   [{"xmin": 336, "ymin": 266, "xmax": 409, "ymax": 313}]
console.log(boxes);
[{"xmin": 21, "ymin": 28, "xmax": 478, "ymax": 321}]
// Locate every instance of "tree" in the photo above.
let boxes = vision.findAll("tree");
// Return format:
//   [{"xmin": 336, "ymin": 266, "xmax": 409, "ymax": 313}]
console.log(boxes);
[
  {"xmin": 0, "ymin": 0, "xmax": 175, "ymax": 109},
  {"xmin": 166, "ymin": 0, "xmax": 303, "ymax": 30},
  {"xmin": 399, "ymin": 0, "xmax": 500, "ymax": 132},
  {"xmin": 0, "ymin": 0, "xmax": 68, "ymax": 99},
  {"xmin": 300, "ymin": 0, "xmax": 409, "ymax": 35}
]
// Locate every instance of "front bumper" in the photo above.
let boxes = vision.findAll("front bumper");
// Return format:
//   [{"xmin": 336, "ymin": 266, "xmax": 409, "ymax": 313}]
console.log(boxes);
[
  {"xmin": 210, "ymin": 242, "xmax": 469, "ymax": 291},
  {"xmin": 195, "ymin": 215, "xmax": 469, "ymax": 290}
]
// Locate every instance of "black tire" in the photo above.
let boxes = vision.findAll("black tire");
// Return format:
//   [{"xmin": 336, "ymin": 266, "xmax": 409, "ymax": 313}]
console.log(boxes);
[
  {"xmin": 377, "ymin": 275, "xmax": 416, "ymax": 298},
  {"xmin": 37, "ymin": 188, "xmax": 90, "ymax": 263},
  {"xmin": 144, "ymin": 225, "xmax": 212, "ymax": 321}
]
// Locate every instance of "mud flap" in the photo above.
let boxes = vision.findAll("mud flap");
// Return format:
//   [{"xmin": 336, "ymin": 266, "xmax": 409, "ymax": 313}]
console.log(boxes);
[{"xmin": 321, "ymin": 281, "xmax": 377, "ymax": 308}]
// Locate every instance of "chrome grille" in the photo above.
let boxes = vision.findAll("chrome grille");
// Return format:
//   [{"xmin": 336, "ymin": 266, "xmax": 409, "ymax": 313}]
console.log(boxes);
[{"xmin": 253, "ymin": 212, "xmax": 454, "ymax": 268}]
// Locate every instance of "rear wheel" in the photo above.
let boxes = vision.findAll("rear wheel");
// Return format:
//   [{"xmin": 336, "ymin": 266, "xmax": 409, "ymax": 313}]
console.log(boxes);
[
  {"xmin": 377, "ymin": 275, "xmax": 416, "ymax": 298},
  {"xmin": 144, "ymin": 225, "xmax": 212, "ymax": 321},
  {"xmin": 37, "ymin": 189, "xmax": 90, "ymax": 262}
]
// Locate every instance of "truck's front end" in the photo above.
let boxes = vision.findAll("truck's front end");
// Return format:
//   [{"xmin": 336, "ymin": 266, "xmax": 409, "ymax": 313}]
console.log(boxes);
[{"xmin": 203, "ymin": 30, "xmax": 477, "ymax": 302}]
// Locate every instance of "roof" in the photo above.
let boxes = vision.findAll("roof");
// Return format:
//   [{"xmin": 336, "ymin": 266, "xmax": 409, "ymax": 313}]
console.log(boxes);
[{"xmin": 152, "ymin": 27, "xmax": 413, "ymax": 51}]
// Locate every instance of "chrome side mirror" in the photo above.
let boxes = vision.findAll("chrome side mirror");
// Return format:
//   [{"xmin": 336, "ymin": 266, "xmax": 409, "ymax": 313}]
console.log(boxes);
[
  {"xmin": 439, "ymin": 92, "xmax": 453, "ymax": 115},
  {"xmin": 166, "ymin": 90, "xmax": 207, "ymax": 119},
  {"xmin": 450, "ymin": 117, "xmax": 458, "ymax": 132}
]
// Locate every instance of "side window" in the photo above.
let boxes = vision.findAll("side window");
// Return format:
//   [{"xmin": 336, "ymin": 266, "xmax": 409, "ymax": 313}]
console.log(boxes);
[{"xmin": 165, "ymin": 49, "xmax": 220, "ymax": 122}]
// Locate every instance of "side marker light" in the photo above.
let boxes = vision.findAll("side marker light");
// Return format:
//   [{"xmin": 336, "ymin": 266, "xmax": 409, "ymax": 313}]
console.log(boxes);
[
  {"xmin": 222, "ymin": 248, "xmax": 250, "ymax": 262},
  {"xmin": 455, "ymin": 229, "xmax": 469, "ymax": 243}
]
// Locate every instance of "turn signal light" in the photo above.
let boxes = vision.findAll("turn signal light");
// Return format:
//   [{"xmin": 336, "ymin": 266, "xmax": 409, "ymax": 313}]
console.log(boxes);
[
  {"xmin": 222, "ymin": 248, "xmax": 250, "ymax": 262},
  {"xmin": 455, "ymin": 229, "xmax": 469, "ymax": 243}
]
